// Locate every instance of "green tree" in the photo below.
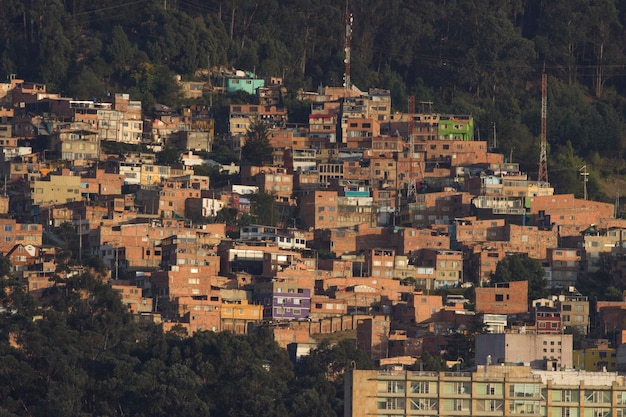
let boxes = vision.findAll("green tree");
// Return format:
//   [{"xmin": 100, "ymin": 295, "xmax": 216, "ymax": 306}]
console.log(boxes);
[
  {"xmin": 294, "ymin": 339, "xmax": 373, "ymax": 416},
  {"xmin": 156, "ymin": 146, "xmax": 180, "ymax": 165},
  {"xmin": 209, "ymin": 144, "xmax": 239, "ymax": 164},
  {"xmin": 249, "ymin": 191, "xmax": 279, "ymax": 226},
  {"xmin": 491, "ymin": 254, "xmax": 549, "ymax": 301},
  {"xmin": 212, "ymin": 207, "xmax": 239, "ymax": 227},
  {"xmin": 241, "ymin": 120, "xmax": 273, "ymax": 166},
  {"xmin": 414, "ymin": 351, "xmax": 448, "ymax": 372},
  {"xmin": 0, "ymin": 256, "xmax": 11, "ymax": 278}
]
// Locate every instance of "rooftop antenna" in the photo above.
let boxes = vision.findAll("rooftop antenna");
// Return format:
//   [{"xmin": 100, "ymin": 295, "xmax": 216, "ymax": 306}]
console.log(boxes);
[
  {"xmin": 538, "ymin": 72, "xmax": 549, "ymax": 183},
  {"xmin": 343, "ymin": 3, "xmax": 353, "ymax": 92}
]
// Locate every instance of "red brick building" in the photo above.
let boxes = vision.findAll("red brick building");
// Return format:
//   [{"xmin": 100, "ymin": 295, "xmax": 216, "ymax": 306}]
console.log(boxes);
[
  {"xmin": 0, "ymin": 219, "xmax": 42, "ymax": 254},
  {"xmin": 300, "ymin": 190, "xmax": 339, "ymax": 230},
  {"xmin": 528, "ymin": 194, "xmax": 614, "ymax": 236},
  {"xmin": 475, "ymin": 280, "xmax": 529, "ymax": 315}
]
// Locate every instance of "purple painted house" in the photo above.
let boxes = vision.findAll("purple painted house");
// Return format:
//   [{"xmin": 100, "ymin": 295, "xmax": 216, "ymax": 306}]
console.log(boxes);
[{"xmin": 253, "ymin": 280, "xmax": 311, "ymax": 321}]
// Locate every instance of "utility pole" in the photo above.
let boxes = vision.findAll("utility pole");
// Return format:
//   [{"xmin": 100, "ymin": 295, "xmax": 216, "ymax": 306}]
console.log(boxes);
[
  {"xmin": 580, "ymin": 165, "xmax": 589, "ymax": 200},
  {"xmin": 114, "ymin": 242, "xmax": 119, "ymax": 280},
  {"xmin": 616, "ymin": 183, "xmax": 620, "ymax": 218},
  {"xmin": 78, "ymin": 213, "xmax": 82, "ymax": 264},
  {"xmin": 538, "ymin": 73, "xmax": 549, "ymax": 183}
]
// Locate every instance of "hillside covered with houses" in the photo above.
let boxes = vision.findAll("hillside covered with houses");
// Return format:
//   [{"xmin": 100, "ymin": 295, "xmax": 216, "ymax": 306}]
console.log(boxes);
[
  {"xmin": 2, "ymin": 1, "xmax": 626, "ymax": 415},
  {"xmin": 1, "ymin": 70, "xmax": 626, "ymax": 370}
]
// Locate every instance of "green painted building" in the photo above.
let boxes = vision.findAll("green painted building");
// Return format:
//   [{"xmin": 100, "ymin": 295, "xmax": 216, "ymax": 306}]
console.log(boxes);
[{"xmin": 438, "ymin": 114, "xmax": 474, "ymax": 141}]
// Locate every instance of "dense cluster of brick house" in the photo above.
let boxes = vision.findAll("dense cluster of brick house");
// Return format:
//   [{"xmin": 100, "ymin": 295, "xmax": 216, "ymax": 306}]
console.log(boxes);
[{"xmin": 3, "ymin": 73, "xmax": 626, "ymax": 372}]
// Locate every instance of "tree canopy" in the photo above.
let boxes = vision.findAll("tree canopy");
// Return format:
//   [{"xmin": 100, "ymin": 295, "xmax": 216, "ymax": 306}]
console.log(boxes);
[
  {"xmin": 491, "ymin": 254, "xmax": 549, "ymax": 300},
  {"xmin": 0, "ymin": 274, "xmax": 371, "ymax": 417},
  {"xmin": 242, "ymin": 120, "xmax": 273, "ymax": 166}
]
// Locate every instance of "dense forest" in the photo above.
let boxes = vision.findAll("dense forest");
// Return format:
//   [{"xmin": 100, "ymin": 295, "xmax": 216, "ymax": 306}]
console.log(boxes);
[
  {"xmin": 0, "ymin": 274, "xmax": 374, "ymax": 417},
  {"xmin": 1, "ymin": 0, "xmax": 626, "ymax": 198}
]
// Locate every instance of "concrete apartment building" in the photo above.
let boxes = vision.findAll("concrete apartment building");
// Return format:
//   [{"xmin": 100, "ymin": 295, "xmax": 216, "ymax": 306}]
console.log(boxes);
[
  {"xmin": 547, "ymin": 247, "xmax": 582, "ymax": 288},
  {"xmin": 228, "ymin": 104, "xmax": 287, "ymax": 136},
  {"xmin": 556, "ymin": 293, "xmax": 590, "ymax": 335},
  {"xmin": 581, "ymin": 226, "xmax": 626, "ymax": 272},
  {"xmin": 476, "ymin": 333, "xmax": 573, "ymax": 369},
  {"xmin": 30, "ymin": 171, "xmax": 82, "ymax": 206},
  {"xmin": 414, "ymin": 249, "xmax": 463, "ymax": 289},
  {"xmin": 48, "ymin": 122, "xmax": 99, "ymax": 161},
  {"xmin": 345, "ymin": 365, "xmax": 626, "ymax": 417}
]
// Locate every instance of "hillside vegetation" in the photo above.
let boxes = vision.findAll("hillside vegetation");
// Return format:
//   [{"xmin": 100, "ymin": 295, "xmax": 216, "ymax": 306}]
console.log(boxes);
[
  {"xmin": 1, "ymin": 0, "xmax": 625, "ymax": 197},
  {"xmin": 0, "ymin": 275, "xmax": 373, "ymax": 417}
]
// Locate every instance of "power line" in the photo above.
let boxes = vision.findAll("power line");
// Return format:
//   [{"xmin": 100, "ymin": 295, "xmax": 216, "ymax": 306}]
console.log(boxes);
[{"xmin": 73, "ymin": 0, "xmax": 150, "ymax": 16}]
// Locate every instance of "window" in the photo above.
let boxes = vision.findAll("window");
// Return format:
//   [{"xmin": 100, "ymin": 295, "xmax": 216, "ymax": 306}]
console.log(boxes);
[
  {"xmin": 377, "ymin": 398, "xmax": 405, "ymax": 410},
  {"xmin": 585, "ymin": 390, "xmax": 610, "ymax": 403},
  {"xmin": 592, "ymin": 409, "xmax": 610, "ymax": 417},
  {"xmin": 454, "ymin": 399, "xmax": 466, "ymax": 411},
  {"xmin": 411, "ymin": 381, "xmax": 429, "ymax": 394},
  {"xmin": 455, "ymin": 382, "xmax": 469, "ymax": 394},
  {"xmin": 495, "ymin": 294, "xmax": 504, "ymax": 302},
  {"xmin": 380, "ymin": 381, "xmax": 405, "ymax": 394},
  {"xmin": 410, "ymin": 398, "xmax": 438, "ymax": 411},
  {"xmin": 510, "ymin": 383, "xmax": 540, "ymax": 398},
  {"xmin": 563, "ymin": 390, "xmax": 573, "ymax": 402}
]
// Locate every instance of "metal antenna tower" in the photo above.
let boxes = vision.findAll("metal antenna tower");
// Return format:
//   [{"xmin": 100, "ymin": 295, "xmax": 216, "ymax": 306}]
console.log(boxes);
[
  {"xmin": 407, "ymin": 96, "xmax": 417, "ymax": 200},
  {"xmin": 538, "ymin": 73, "xmax": 549, "ymax": 183},
  {"xmin": 343, "ymin": 8, "xmax": 353, "ymax": 91}
]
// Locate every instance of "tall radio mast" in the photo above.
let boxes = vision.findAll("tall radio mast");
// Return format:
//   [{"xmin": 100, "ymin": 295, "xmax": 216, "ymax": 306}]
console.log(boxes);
[
  {"xmin": 343, "ymin": 8, "xmax": 353, "ymax": 91},
  {"xmin": 407, "ymin": 96, "xmax": 417, "ymax": 200},
  {"xmin": 538, "ymin": 73, "xmax": 549, "ymax": 183}
]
